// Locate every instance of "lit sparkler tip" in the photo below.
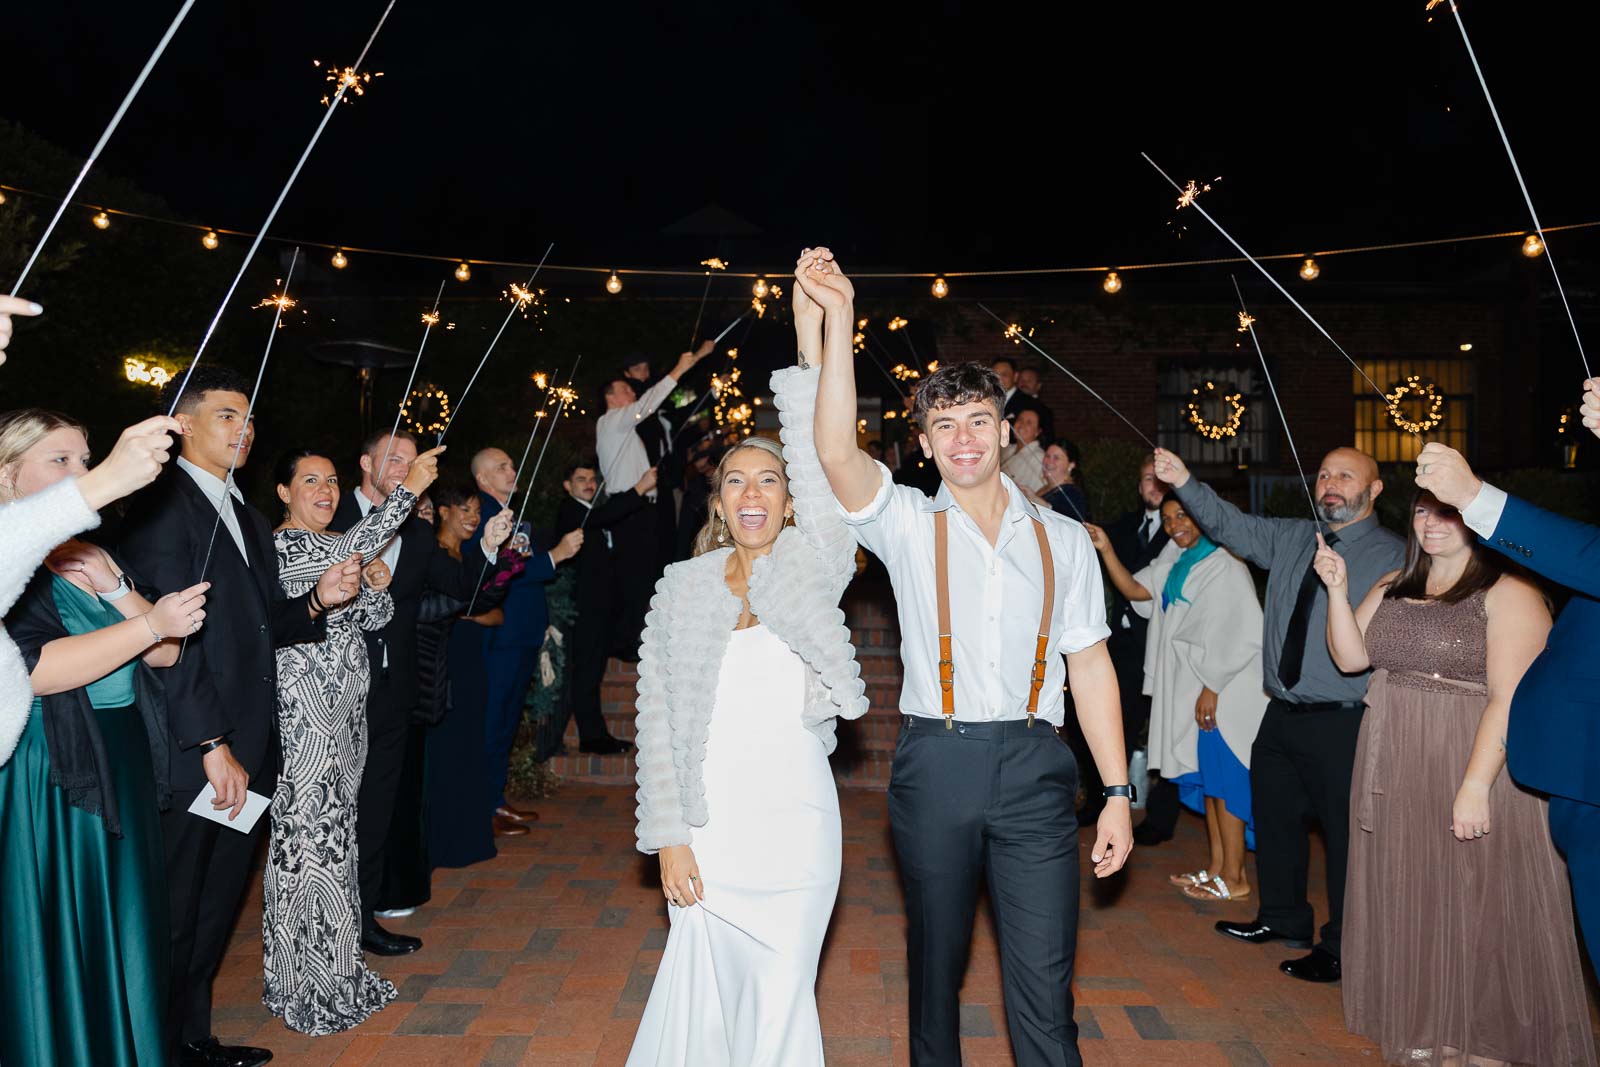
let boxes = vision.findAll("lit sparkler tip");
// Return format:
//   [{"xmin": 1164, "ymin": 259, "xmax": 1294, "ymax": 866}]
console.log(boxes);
[
  {"xmin": 532, "ymin": 372, "xmax": 548, "ymax": 389},
  {"xmin": 887, "ymin": 316, "xmax": 909, "ymax": 331},
  {"xmin": 700, "ymin": 257, "xmax": 729, "ymax": 271},
  {"xmin": 317, "ymin": 61, "xmax": 383, "ymax": 106},
  {"xmin": 255, "ymin": 292, "xmax": 297, "ymax": 311},
  {"xmin": 752, "ymin": 296, "xmax": 767, "ymax": 317},
  {"xmin": 1236, "ymin": 311, "xmax": 1255, "ymax": 333},
  {"xmin": 1175, "ymin": 175, "xmax": 1222, "ymax": 210},
  {"xmin": 421, "ymin": 311, "xmax": 440, "ymax": 326},
  {"xmin": 505, "ymin": 283, "xmax": 536, "ymax": 311}
]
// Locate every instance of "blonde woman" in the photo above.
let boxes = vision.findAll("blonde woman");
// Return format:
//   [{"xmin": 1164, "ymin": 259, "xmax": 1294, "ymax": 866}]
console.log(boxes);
[{"xmin": 627, "ymin": 251, "xmax": 867, "ymax": 1066}]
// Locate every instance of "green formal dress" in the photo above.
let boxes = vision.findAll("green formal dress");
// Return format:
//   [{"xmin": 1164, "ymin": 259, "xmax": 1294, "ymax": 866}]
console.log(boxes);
[{"xmin": 0, "ymin": 577, "xmax": 170, "ymax": 1067}]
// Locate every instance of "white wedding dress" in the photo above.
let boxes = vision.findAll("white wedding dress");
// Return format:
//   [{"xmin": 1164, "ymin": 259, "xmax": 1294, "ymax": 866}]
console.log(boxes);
[{"xmin": 627, "ymin": 623, "xmax": 842, "ymax": 1067}]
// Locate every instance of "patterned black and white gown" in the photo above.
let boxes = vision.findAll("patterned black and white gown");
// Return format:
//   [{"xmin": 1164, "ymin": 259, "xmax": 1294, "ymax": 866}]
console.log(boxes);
[{"xmin": 262, "ymin": 486, "xmax": 415, "ymax": 1035}]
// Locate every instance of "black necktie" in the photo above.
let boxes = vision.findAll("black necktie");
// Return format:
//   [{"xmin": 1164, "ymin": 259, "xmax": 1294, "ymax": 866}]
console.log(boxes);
[
  {"xmin": 1140, "ymin": 515, "xmax": 1155, "ymax": 545},
  {"xmin": 1277, "ymin": 530, "xmax": 1339, "ymax": 692}
]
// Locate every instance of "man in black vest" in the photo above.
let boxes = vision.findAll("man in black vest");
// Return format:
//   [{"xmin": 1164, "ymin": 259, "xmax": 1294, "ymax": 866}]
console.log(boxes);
[
  {"xmin": 331, "ymin": 429, "xmax": 513, "ymax": 954},
  {"xmin": 551, "ymin": 458, "xmax": 654, "ymax": 755},
  {"xmin": 120, "ymin": 365, "xmax": 360, "ymax": 1067}
]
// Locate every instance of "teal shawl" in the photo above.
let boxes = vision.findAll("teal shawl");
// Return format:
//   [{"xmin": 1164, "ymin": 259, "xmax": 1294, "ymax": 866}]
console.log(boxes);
[{"xmin": 1161, "ymin": 536, "xmax": 1218, "ymax": 611}]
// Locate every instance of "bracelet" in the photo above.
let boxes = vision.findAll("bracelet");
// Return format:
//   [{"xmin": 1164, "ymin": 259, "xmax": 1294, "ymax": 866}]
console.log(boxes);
[
  {"xmin": 196, "ymin": 738, "xmax": 229, "ymax": 755},
  {"xmin": 141, "ymin": 613, "xmax": 164, "ymax": 643},
  {"xmin": 308, "ymin": 587, "xmax": 326, "ymax": 614},
  {"xmin": 1102, "ymin": 784, "xmax": 1138, "ymax": 803},
  {"xmin": 99, "ymin": 572, "xmax": 133, "ymax": 603}
]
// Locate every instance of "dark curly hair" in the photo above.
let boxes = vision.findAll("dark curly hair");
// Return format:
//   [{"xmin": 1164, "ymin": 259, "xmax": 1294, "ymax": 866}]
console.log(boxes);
[{"xmin": 912, "ymin": 361, "xmax": 1005, "ymax": 423}]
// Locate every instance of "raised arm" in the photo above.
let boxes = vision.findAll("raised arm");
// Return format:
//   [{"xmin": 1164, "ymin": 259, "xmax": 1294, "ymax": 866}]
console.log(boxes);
[
  {"xmin": 799, "ymin": 248, "xmax": 881, "ymax": 513},
  {"xmin": 1313, "ymin": 538, "xmax": 1390, "ymax": 673},
  {"xmin": 1154, "ymin": 448, "xmax": 1295, "ymax": 569},
  {"xmin": 1084, "ymin": 522, "xmax": 1152, "ymax": 605}
]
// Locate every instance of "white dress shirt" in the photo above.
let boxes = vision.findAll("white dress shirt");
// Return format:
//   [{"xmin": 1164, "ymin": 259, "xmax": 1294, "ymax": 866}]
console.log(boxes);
[
  {"xmin": 842, "ymin": 462, "xmax": 1110, "ymax": 726},
  {"xmin": 179, "ymin": 456, "xmax": 249, "ymax": 566},
  {"xmin": 596, "ymin": 374, "xmax": 677, "ymax": 501},
  {"xmin": 1460, "ymin": 482, "xmax": 1509, "ymax": 539}
]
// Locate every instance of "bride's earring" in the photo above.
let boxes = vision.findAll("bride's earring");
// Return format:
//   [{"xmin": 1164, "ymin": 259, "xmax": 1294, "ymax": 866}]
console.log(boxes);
[{"xmin": 716, "ymin": 512, "xmax": 728, "ymax": 544}]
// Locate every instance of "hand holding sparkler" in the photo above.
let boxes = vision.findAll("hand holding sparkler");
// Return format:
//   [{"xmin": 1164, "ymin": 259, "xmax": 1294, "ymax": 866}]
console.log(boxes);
[
  {"xmin": 314, "ymin": 554, "xmax": 364, "ymax": 614},
  {"xmin": 634, "ymin": 467, "xmax": 659, "ymax": 496},
  {"xmin": 399, "ymin": 444, "xmax": 446, "ymax": 496},
  {"xmin": 1413, "ymin": 443, "xmax": 1482, "ymax": 510},
  {"xmin": 1581, "ymin": 379, "xmax": 1600, "ymax": 442},
  {"xmin": 671, "ymin": 343, "xmax": 714, "ymax": 380},
  {"xmin": 76, "ymin": 414, "xmax": 187, "ymax": 511},
  {"xmin": 0, "ymin": 296, "xmax": 42, "ymax": 367},
  {"xmin": 481, "ymin": 509, "xmax": 515, "ymax": 555},
  {"xmin": 551, "ymin": 529, "xmax": 585, "ymax": 565},
  {"xmin": 1151, "ymin": 448, "xmax": 1191, "ymax": 490}
]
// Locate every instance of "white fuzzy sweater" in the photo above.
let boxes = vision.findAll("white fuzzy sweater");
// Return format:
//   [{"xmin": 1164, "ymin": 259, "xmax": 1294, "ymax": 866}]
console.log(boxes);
[
  {"xmin": 633, "ymin": 364, "xmax": 868, "ymax": 853},
  {"xmin": 0, "ymin": 479, "xmax": 100, "ymax": 765}
]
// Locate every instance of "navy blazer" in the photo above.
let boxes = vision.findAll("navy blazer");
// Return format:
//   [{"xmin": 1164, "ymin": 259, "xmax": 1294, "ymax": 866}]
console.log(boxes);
[
  {"xmin": 468, "ymin": 491, "xmax": 556, "ymax": 651},
  {"xmin": 1483, "ymin": 493, "xmax": 1600, "ymax": 805}
]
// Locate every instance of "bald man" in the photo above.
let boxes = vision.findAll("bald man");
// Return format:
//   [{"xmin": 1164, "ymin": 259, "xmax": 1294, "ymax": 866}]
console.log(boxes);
[
  {"xmin": 470, "ymin": 447, "xmax": 582, "ymax": 830},
  {"xmin": 1154, "ymin": 446, "xmax": 1404, "ymax": 984}
]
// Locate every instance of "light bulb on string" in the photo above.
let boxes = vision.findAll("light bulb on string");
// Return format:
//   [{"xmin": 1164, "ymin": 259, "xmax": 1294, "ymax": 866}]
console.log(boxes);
[
  {"xmin": 201, "ymin": 230, "xmax": 220, "ymax": 250},
  {"xmin": 1521, "ymin": 233, "xmax": 1545, "ymax": 258},
  {"xmin": 1102, "ymin": 271, "xmax": 1122, "ymax": 294},
  {"xmin": 931, "ymin": 276, "xmax": 949, "ymax": 299},
  {"xmin": 92, "ymin": 211, "xmax": 110, "ymax": 230},
  {"xmin": 1299, "ymin": 257, "xmax": 1321, "ymax": 281},
  {"xmin": 605, "ymin": 271, "xmax": 623, "ymax": 294},
  {"xmin": 0, "ymin": 190, "xmax": 7, "ymax": 205},
  {"xmin": 331, "ymin": 248, "xmax": 348, "ymax": 269},
  {"xmin": 454, "ymin": 261, "xmax": 472, "ymax": 282},
  {"xmin": 753, "ymin": 277, "xmax": 769, "ymax": 299}
]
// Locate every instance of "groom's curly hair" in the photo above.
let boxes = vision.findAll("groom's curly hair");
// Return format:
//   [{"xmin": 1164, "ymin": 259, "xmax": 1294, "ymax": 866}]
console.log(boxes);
[{"xmin": 912, "ymin": 361, "xmax": 1005, "ymax": 425}]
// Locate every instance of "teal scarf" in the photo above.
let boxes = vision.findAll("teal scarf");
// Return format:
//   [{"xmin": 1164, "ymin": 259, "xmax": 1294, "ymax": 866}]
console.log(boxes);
[{"xmin": 1161, "ymin": 536, "xmax": 1218, "ymax": 611}]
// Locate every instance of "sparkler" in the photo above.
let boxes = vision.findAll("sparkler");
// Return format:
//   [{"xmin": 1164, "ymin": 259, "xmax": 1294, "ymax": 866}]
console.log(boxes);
[
  {"xmin": 659, "ymin": 312, "xmax": 756, "ymax": 463},
  {"xmin": 1232, "ymin": 278, "xmax": 1321, "ymax": 527},
  {"xmin": 975, "ymin": 303, "xmax": 1156, "ymax": 450},
  {"xmin": 1141, "ymin": 152, "xmax": 1391, "ymax": 404},
  {"xmin": 317, "ymin": 60, "xmax": 383, "ymax": 107},
  {"xmin": 190, "ymin": 249, "xmax": 302, "ymax": 649},
  {"xmin": 372, "ymin": 279, "xmax": 448, "ymax": 490},
  {"xmin": 165, "ymin": 0, "xmax": 397, "ymax": 415},
  {"xmin": 1444, "ymin": 2, "xmax": 1590, "ymax": 378},
  {"xmin": 9, "ymin": 0, "xmax": 196, "ymax": 296},
  {"xmin": 438, "ymin": 241, "xmax": 554, "ymax": 442}
]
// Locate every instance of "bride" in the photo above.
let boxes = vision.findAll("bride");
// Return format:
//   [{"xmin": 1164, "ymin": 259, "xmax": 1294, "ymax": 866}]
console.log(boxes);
[{"xmin": 627, "ymin": 248, "xmax": 867, "ymax": 1065}]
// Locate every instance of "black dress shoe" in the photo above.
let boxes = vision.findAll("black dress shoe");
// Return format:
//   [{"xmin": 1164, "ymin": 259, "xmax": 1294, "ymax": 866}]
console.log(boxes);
[
  {"xmin": 579, "ymin": 736, "xmax": 633, "ymax": 755},
  {"xmin": 178, "ymin": 1037, "xmax": 273, "ymax": 1067},
  {"xmin": 1214, "ymin": 919, "xmax": 1313, "ymax": 949},
  {"xmin": 1132, "ymin": 823, "xmax": 1173, "ymax": 846},
  {"xmin": 1279, "ymin": 946, "xmax": 1341, "ymax": 983},
  {"xmin": 362, "ymin": 921, "xmax": 422, "ymax": 956}
]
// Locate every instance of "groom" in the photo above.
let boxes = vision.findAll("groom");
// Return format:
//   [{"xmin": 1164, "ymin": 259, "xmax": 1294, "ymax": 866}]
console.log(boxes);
[{"xmin": 804, "ymin": 249, "xmax": 1133, "ymax": 1066}]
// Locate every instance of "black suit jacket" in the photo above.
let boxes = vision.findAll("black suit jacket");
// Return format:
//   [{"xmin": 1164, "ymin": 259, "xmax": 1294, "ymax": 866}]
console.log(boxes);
[
  {"xmin": 554, "ymin": 490, "xmax": 648, "ymax": 598},
  {"xmin": 331, "ymin": 492, "xmax": 484, "ymax": 712},
  {"xmin": 117, "ymin": 466, "xmax": 325, "ymax": 791},
  {"xmin": 1104, "ymin": 507, "xmax": 1169, "ymax": 645},
  {"xmin": 1004, "ymin": 390, "xmax": 1055, "ymax": 439}
]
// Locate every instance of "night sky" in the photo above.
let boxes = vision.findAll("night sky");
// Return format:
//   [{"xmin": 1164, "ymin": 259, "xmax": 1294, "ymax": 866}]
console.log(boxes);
[{"xmin": 4, "ymin": 1, "xmax": 1591, "ymax": 285}]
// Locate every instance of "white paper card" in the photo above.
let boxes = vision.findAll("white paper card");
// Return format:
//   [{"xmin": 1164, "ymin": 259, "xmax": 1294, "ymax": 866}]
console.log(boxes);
[{"xmin": 186, "ymin": 783, "xmax": 271, "ymax": 834}]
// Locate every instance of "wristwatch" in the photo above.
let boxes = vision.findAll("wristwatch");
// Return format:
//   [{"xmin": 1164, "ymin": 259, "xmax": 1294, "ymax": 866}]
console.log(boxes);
[
  {"xmin": 99, "ymin": 571, "xmax": 134, "ymax": 603},
  {"xmin": 1103, "ymin": 784, "xmax": 1138, "ymax": 803},
  {"xmin": 197, "ymin": 738, "xmax": 230, "ymax": 755}
]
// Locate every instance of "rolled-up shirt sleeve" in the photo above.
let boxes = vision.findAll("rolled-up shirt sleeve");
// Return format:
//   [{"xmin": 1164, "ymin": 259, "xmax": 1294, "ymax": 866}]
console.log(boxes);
[
  {"xmin": 839, "ymin": 460, "xmax": 923, "ymax": 564},
  {"xmin": 1055, "ymin": 522, "xmax": 1112, "ymax": 655}
]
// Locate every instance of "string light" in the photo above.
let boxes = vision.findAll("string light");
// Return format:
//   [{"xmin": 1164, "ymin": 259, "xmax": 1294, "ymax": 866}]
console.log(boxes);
[
  {"xmin": 1185, "ymin": 380, "xmax": 1246, "ymax": 440},
  {"xmin": 0, "ymin": 190, "xmax": 6, "ymax": 205},
  {"xmin": 92, "ymin": 210, "xmax": 110, "ymax": 230},
  {"xmin": 1521, "ymin": 233, "xmax": 1545, "ymax": 258},
  {"xmin": 454, "ymin": 261, "xmax": 472, "ymax": 282},
  {"xmin": 1458, "ymin": 342, "xmax": 1473, "ymax": 352},
  {"xmin": 1385, "ymin": 374, "xmax": 1445, "ymax": 434},
  {"xmin": 123, "ymin": 356, "xmax": 174, "ymax": 388},
  {"xmin": 201, "ymin": 230, "xmax": 220, "ymax": 250},
  {"xmin": 1102, "ymin": 271, "xmax": 1122, "ymax": 293},
  {"xmin": 605, "ymin": 271, "xmax": 623, "ymax": 294},
  {"xmin": 931, "ymin": 276, "xmax": 949, "ymax": 299},
  {"xmin": 399, "ymin": 383, "xmax": 451, "ymax": 436},
  {"xmin": 1299, "ymin": 257, "xmax": 1321, "ymax": 281},
  {"xmin": 331, "ymin": 248, "xmax": 348, "ymax": 269},
  {"xmin": 927, "ymin": 361, "xmax": 939, "ymax": 372},
  {"xmin": 887, "ymin": 316, "xmax": 908, "ymax": 331},
  {"xmin": 753, "ymin": 277, "xmax": 768, "ymax": 298}
]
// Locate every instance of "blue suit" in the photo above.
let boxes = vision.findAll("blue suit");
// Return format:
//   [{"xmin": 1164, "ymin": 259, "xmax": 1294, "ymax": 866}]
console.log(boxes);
[
  {"xmin": 470, "ymin": 492, "xmax": 556, "ymax": 809},
  {"xmin": 1481, "ymin": 493, "xmax": 1600, "ymax": 964}
]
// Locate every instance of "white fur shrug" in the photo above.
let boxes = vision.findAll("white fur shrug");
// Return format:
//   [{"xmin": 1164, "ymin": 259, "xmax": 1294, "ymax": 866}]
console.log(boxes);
[{"xmin": 633, "ymin": 364, "xmax": 867, "ymax": 853}]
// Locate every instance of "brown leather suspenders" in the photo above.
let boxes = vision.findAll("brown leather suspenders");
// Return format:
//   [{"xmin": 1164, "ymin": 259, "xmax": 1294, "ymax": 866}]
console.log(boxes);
[{"xmin": 933, "ymin": 510, "xmax": 1056, "ymax": 728}]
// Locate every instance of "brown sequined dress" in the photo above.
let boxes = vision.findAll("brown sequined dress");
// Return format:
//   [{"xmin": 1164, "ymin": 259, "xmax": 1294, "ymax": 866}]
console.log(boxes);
[{"xmin": 1345, "ymin": 591, "xmax": 1595, "ymax": 1066}]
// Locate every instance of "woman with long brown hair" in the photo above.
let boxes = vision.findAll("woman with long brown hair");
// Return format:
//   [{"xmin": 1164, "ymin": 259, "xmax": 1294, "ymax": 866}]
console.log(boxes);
[
  {"xmin": 627, "ymin": 252, "xmax": 868, "ymax": 1065},
  {"xmin": 1315, "ymin": 489, "xmax": 1594, "ymax": 1065}
]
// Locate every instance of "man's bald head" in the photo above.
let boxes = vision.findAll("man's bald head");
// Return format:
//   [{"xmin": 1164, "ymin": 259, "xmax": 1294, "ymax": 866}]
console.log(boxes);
[
  {"xmin": 1315, "ymin": 446, "xmax": 1383, "ymax": 527},
  {"xmin": 473, "ymin": 447, "xmax": 517, "ymax": 502}
]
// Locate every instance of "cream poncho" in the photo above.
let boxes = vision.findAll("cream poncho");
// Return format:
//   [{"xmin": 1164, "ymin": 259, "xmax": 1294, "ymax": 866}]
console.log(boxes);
[{"xmin": 633, "ymin": 364, "xmax": 868, "ymax": 854}]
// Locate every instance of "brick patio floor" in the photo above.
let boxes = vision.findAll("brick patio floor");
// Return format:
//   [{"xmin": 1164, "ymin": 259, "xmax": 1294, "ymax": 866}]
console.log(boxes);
[{"xmin": 206, "ymin": 777, "xmax": 1600, "ymax": 1066}]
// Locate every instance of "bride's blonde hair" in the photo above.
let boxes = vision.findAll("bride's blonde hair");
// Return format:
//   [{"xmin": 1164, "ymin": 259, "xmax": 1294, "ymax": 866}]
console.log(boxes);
[{"xmin": 690, "ymin": 436, "xmax": 791, "ymax": 557}]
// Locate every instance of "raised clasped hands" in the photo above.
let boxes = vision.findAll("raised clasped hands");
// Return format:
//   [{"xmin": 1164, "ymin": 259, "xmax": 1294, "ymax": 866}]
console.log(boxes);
[
  {"xmin": 793, "ymin": 246, "xmax": 853, "ymax": 313},
  {"xmin": 1311, "ymin": 532, "xmax": 1346, "ymax": 591}
]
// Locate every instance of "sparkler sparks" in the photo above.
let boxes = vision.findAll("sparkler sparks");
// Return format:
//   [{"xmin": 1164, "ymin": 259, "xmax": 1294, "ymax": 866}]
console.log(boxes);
[
  {"xmin": 1237, "ymin": 311, "xmax": 1255, "ymax": 332},
  {"xmin": 700, "ymin": 257, "xmax": 729, "ymax": 271},
  {"xmin": 421, "ymin": 310, "xmax": 440, "ymax": 326},
  {"xmin": 503, "ymin": 283, "xmax": 547, "ymax": 317},
  {"xmin": 532, "ymin": 371, "xmax": 548, "ymax": 390},
  {"xmin": 255, "ymin": 292, "xmax": 296, "ymax": 312},
  {"xmin": 887, "ymin": 316, "xmax": 909, "ymax": 331},
  {"xmin": 316, "ymin": 60, "xmax": 383, "ymax": 106},
  {"xmin": 752, "ymin": 296, "xmax": 767, "ymax": 318}
]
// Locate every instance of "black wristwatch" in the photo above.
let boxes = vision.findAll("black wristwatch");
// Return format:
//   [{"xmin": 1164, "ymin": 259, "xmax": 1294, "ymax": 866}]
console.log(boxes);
[{"xmin": 1103, "ymin": 784, "xmax": 1138, "ymax": 803}]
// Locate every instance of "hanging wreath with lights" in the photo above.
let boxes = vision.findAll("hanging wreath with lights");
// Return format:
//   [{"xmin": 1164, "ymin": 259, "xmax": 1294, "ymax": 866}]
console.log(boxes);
[
  {"xmin": 400, "ymin": 383, "xmax": 451, "ymax": 438},
  {"xmin": 1385, "ymin": 374, "xmax": 1445, "ymax": 434},
  {"xmin": 1185, "ymin": 380, "xmax": 1246, "ymax": 441}
]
